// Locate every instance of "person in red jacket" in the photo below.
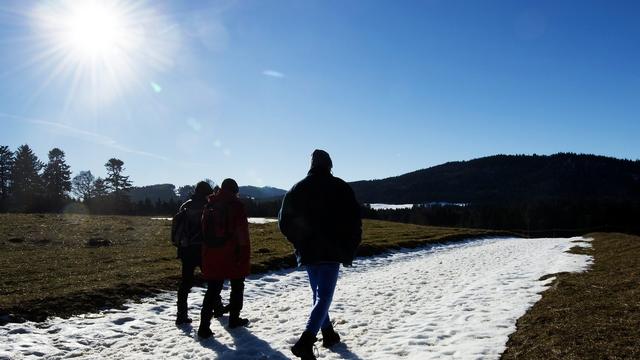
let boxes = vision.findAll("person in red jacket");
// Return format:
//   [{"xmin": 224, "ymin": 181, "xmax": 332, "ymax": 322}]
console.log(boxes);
[{"xmin": 197, "ymin": 178, "xmax": 251, "ymax": 338}]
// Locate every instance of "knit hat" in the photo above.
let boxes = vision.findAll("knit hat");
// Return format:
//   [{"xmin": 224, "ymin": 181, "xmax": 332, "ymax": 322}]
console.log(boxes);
[{"xmin": 310, "ymin": 149, "xmax": 333, "ymax": 171}]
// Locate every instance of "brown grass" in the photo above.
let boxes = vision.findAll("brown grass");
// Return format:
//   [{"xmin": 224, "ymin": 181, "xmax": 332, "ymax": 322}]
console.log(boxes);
[
  {"xmin": 501, "ymin": 232, "xmax": 640, "ymax": 359},
  {"xmin": 0, "ymin": 213, "xmax": 509, "ymax": 323}
]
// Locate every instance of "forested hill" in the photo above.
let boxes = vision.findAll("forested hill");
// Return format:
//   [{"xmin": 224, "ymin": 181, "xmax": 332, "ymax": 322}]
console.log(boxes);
[{"xmin": 350, "ymin": 153, "xmax": 640, "ymax": 204}]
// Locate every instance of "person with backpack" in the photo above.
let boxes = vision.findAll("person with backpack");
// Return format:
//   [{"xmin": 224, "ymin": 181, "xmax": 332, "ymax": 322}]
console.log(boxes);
[
  {"xmin": 197, "ymin": 178, "xmax": 251, "ymax": 338},
  {"xmin": 278, "ymin": 149, "xmax": 362, "ymax": 360},
  {"xmin": 172, "ymin": 181, "xmax": 216, "ymax": 325}
]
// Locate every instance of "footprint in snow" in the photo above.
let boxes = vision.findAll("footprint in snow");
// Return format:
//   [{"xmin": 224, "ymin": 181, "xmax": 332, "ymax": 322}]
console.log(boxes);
[{"xmin": 112, "ymin": 317, "xmax": 135, "ymax": 325}]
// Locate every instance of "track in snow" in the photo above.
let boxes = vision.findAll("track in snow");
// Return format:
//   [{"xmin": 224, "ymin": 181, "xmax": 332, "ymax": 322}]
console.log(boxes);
[{"xmin": 0, "ymin": 237, "xmax": 591, "ymax": 359}]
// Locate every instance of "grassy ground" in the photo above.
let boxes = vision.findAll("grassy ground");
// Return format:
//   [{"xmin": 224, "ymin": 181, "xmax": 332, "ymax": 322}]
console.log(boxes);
[
  {"xmin": 0, "ymin": 213, "xmax": 509, "ymax": 323},
  {"xmin": 501, "ymin": 232, "xmax": 640, "ymax": 359}
]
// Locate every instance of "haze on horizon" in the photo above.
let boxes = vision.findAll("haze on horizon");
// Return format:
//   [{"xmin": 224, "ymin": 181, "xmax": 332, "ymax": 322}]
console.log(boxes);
[{"xmin": 1, "ymin": 0, "xmax": 638, "ymax": 190}]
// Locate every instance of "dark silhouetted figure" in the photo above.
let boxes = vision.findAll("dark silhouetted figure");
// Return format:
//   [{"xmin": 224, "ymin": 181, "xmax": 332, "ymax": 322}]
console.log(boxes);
[
  {"xmin": 279, "ymin": 150, "xmax": 362, "ymax": 359},
  {"xmin": 175, "ymin": 181, "xmax": 214, "ymax": 325},
  {"xmin": 198, "ymin": 178, "xmax": 251, "ymax": 338}
]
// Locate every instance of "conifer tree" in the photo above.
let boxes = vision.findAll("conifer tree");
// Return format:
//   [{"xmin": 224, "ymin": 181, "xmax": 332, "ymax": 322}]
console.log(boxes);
[
  {"xmin": 42, "ymin": 148, "xmax": 72, "ymax": 201},
  {"xmin": 104, "ymin": 158, "xmax": 132, "ymax": 194},
  {"xmin": 0, "ymin": 145, "xmax": 14, "ymax": 201},
  {"xmin": 92, "ymin": 177, "xmax": 109, "ymax": 197},
  {"xmin": 11, "ymin": 145, "xmax": 44, "ymax": 210}
]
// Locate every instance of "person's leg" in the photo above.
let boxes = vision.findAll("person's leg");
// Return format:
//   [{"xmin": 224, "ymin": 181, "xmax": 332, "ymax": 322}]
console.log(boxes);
[
  {"xmin": 304, "ymin": 263, "xmax": 340, "ymax": 335},
  {"xmin": 228, "ymin": 278, "xmax": 249, "ymax": 328},
  {"xmin": 176, "ymin": 251, "xmax": 196, "ymax": 323},
  {"xmin": 307, "ymin": 265, "xmax": 319, "ymax": 306},
  {"xmin": 198, "ymin": 279, "xmax": 224, "ymax": 337},
  {"xmin": 292, "ymin": 263, "xmax": 339, "ymax": 358}
]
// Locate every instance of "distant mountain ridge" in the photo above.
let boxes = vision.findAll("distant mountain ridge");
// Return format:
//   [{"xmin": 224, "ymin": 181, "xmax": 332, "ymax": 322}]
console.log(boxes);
[
  {"xmin": 238, "ymin": 186, "xmax": 287, "ymax": 200},
  {"xmin": 128, "ymin": 184, "xmax": 287, "ymax": 203},
  {"xmin": 128, "ymin": 184, "xmax": 177, "ymax": 203},
  {"xmin": 349, "ymin": 153, "xmax": 640, "ymax": 204}
]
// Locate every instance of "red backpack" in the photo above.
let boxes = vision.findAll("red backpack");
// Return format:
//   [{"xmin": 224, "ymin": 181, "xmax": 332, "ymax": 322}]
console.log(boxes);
[{"xmin": 201, "ymin": 201, "xmax": 232, "ymax": 247}]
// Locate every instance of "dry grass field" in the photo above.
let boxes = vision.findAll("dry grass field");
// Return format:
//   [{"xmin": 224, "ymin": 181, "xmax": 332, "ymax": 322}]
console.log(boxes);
[
  {"xmin": 502, "ymin": 232, "xmax": 640, "ymax": 359},
  {"xmin": 0, "ymin": 213, "xmax": 508, "ymax": 322}
]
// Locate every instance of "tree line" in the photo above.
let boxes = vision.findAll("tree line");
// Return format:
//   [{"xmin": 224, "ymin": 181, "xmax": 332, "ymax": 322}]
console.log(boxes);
[
  {"xmin": 362, "ymin": 199, "xmax": 640, "ymax": 236},
  {"xmin": 0, "ymin": 144, "xmax": 284, "ymax": 216},
  {"xmin": 0, "ymin": 144, "xmax": 142, "ymax": 213}
]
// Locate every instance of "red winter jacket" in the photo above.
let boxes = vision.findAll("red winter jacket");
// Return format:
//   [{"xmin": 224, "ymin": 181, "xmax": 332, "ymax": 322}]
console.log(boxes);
[{"xmin": 201, "ymin": 190, "xmax": 251, "ymax": 280}]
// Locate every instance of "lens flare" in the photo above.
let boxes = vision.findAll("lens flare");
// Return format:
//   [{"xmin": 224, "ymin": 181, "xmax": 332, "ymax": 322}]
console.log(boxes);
[{"xmin": 28, "ymin": 0, "xmax": 176, "ymax": 106}]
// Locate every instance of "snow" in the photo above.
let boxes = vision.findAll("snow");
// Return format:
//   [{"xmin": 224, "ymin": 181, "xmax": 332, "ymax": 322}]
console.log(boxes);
[
  {"xmin": 247, "ymin": 218, "xmax": 278, "ymax": 224},
  {"xmin": 150, "ymin": 217, "xmax": 278, "ymax": 224},
  {"xmin": 0, "ymin": 237, "xmax": 591, "ymax": 360},
  {"xmin": 368, "ymin": 203, "xmax": 414, "ymax": 210},
  {"xmin": 367, "ymin": 202, "xmax": 468, "ymax": 210}
]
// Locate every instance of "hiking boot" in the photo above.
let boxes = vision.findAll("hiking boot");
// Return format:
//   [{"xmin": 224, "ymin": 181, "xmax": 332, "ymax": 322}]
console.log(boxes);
[
  {"xmin": 228, "ymin": 316, "xmax": 249, "ymax": 329},
  {"xmin": 175, "ymin": 313, "xmax": 192, "ymax": 325},
  {"xmin": 291, "ymin": 331, "xmax": 317, "ymax": 360},
  {"xmin": 213, "ymin": 304, "xmax": 230, "ymax": 318},
  {"xmin": 197, "ymin": 324, "xmax": 213, "ymax": 339},
  {"xmin": 321, "ymin": 325, "xmax": 341, "ymax": 348}
]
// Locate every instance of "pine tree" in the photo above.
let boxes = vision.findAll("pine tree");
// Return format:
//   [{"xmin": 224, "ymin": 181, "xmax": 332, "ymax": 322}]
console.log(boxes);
[
  {"xmin": 11, "ymin": 145, "xmax": 44, "ymax": 211},
  {"xmin": 104, "ymin": 158, "xmax": 132, "ymax": 194},
  {"xmin": 72, "ymin": 170, "xmax": 95, "ymax": 201},
  {"xmin": 42, "ymin": 148, "xmax": 72, "ymax": 201},
  {"xmin": 0, "ymin": 145, "xmax": 14, "ymax": 201},
  {"xmin": 92, "ymin": 177, "xmax": 109, "ymax": 197}
]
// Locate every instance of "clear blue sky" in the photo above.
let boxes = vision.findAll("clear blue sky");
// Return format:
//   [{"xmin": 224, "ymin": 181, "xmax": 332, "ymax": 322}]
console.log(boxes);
[{"xmin": 1, "ymin": 0, "xmax": 639, "ymax": 189}]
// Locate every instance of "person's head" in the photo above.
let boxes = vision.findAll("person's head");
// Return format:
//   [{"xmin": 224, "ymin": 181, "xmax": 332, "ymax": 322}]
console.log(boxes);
[
  {"xmin": 221, "ymin": 178, "xmax": 239, "ymax": 195},
  {"xmin": 309, "ymin": 149, "xmax": 332, "ymax": 173},
  {"xmin": 194, "ymin": 181, "xmax": 214, "ymax": 197}
]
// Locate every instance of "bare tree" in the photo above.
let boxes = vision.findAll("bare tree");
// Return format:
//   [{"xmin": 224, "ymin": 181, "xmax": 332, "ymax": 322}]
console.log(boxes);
[{"xmin": 72, "ymin": 170, "xmax": 95, "ymax": 201}]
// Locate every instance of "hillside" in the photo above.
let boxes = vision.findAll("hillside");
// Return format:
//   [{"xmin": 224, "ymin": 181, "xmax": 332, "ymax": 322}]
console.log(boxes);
[
  {"xmin": 350, "ymin": 153, "xmax": 640, "ymax": 204},
  {"xmin": 128, "ymin": 184, "xmax": 178, "ymax": 203},
  {"xmin": 238, "ymin": 185, "xmax": 286, "ymax": 200}
]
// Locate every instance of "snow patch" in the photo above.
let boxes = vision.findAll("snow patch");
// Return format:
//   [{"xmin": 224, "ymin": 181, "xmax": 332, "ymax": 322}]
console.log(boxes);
[
  {"xmin": 0, "ymin": 237, "xmax": 592, "ymax": 359},
  {"xmin": 368, "ymin": 203, "xmax": 414, "ymax": 210},
  {"xmin": 248, "ymin": 217, "xmax": 278, "ymax": 224},
  {"xmin": 151, "ymin": 217, "xmax": 277, "ymax": 224}
]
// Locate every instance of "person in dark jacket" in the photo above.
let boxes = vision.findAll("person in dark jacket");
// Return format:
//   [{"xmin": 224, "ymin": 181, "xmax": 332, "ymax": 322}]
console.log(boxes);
[
  {"xmin": 197, "ymin": 178, "xmax": 251, "ymax": 338},
  {"xmin": 175, "ymin": 181, "xmax": 215, "ymax": 325},
  {"xmin": 279, "ymin": 149, "xmax": 362, "ymax": 360}
]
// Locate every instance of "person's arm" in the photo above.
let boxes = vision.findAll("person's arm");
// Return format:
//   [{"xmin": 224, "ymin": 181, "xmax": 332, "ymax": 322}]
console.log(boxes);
[
  {"xmin": 346, "ymin": 185, "xmax": 363, "ymax": 254},
  {"xmin": 235, "ymin": 203, "xmax": 250, "ymax": 247},
  {"xmin": 278, "ymin": 190, "xmax": 296, "ymax": 245},
  {"xmin": 234, "ymin": 202, "xmax": 251, "ymax": 264}
]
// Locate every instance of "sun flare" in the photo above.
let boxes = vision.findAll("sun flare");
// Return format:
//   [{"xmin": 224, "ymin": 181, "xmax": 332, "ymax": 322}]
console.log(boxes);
[
  {"xmin": 61, "ymin": 2, "xmax": 129, "ymax": 59},
  {"xmin": 29, "ymin": 0, "xmax": 174, "ymax": 106}
]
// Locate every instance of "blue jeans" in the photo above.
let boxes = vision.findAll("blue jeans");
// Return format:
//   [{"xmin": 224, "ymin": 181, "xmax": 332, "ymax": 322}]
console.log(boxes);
[{"xmin": 305, "ymin": 262, "xmax": 340, "ymax": 335}]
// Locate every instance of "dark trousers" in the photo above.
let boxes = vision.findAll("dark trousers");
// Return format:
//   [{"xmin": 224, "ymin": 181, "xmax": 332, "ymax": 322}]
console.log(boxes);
[
  {"xmin": 201, "ymin": 278, "xmax": 245, "ymax": 323},
  {"xmin": 177, "ymin": 246, "xmax": 201, "ymax": 316}
]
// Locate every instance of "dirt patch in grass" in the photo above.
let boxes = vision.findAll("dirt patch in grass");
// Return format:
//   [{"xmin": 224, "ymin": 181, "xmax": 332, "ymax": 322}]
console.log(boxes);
[
  {"xmin": 0, "ymin": 214, "xmax": 510, "ymax": 324},
  {"xmin": 501, "ymin": 232, "xmax": 640, "ymax": 359}
]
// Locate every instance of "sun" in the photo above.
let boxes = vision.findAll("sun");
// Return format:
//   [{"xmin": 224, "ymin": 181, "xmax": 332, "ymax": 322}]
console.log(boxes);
[
  {"xmin": 28, "ymin": 0, "xmax": 174, "ymax": 106},
  {"xmin": 61, "ymin": 2, "xmax": 129, "ymax": 59}
]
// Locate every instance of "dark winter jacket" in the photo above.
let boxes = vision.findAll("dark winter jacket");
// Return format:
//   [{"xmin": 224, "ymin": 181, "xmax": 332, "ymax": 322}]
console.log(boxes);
[
  {"xmin": 178, "ymin": 195, "xmax": 208, "ymax": 247},
  {"xmin": 279, "ymin": 168, "xmax": 362, "ymax": 266},
  {"xmin": 201, "ymin": 189, "xmax": 251, "ymax": 280}
]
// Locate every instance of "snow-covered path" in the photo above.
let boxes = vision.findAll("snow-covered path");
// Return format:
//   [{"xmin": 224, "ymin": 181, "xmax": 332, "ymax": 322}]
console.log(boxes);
[{"xmin": 0, "ymin": 237, "xmax": 591, "ymax": 360}]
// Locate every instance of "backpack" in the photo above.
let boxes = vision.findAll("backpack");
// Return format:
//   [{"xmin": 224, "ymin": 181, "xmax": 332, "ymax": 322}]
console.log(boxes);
[
  {"xmin": 201, "ymin": 202, "xmax": 232, "ymax": 247},
  {"xmin": 171, "ymin": 207, "xmax": 191, "ymax": 247}
]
